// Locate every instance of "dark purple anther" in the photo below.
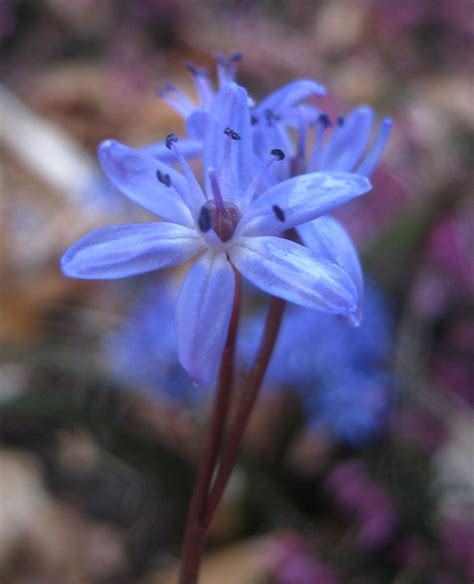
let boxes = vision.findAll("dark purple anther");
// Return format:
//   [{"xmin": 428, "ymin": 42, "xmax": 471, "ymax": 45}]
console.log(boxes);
[
  {"xmin": 271, "ymin": 148, "xmax": 285, "ymax": 161},
  {"xmin": 272, "ymin": 204, "xmax": 285, "ymax": 222},
  {"xmin": 230, "ymin": 51, "xmax": 243, "ymax": 62},
  {"xmin": 264, "ymin": 109, "xmax": 274, "ymax": 122},
  {"xmin": 224, "ymin": 127, "xmax": 241, "ymax": 140},
  {"xmin": 213, "ymin": 51, "xmax": 243, "ymax": 65},
  {"xmin": 165, "ymin": 133, "xmax": 178, "ymax": 150},
  {"xmin": 156, "ymin": 169, "xmax": 171, "ymax": 187},
  {"xmin": 185, "ymin": 61, "xmax": 208, "ymax": 78},
  {"xmin": 318, "ymin": 113, "xmax": 332, "ymax": 129},
  {"xmin": 198, "ymin": 205, "xmax": 212, "ymax": 232}
]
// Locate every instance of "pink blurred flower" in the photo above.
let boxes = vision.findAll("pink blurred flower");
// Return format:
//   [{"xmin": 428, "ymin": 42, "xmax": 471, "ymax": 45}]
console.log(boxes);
[
  {"xmin": 326, "ymin": 460, "xmax": 397, "ymax": 548},
  {"xmin": 262, "ymin": 534, "xmax": 341, "ymax": 584},
  {"xmin": 441, "ymin": 515, "xmax": 474, "ymax": 580}
]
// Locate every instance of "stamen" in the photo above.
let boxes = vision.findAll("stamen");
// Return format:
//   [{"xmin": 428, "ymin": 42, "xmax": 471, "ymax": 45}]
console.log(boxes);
[
  {"xmin": 263, "ymin": 108, "xmax": 282, "ymax": 125},
  {"xmin": 272, "ymin": 204, "xmax": 286, "ymax": 222},
  {"xmin": 165, "ymin": 133, "xmax": 178, "ymax": 150},
  {"xmin": 230, "ymin": 51, "xmax": 243, "ymax": 62},
  {"xmin": 264, "ymin": 109, "xmax": 274, "ymax": 122},
  {"xmin": 185, "ymin": 61, "xmax": 214, "ymax": 105},
  {"xmin": 224, "ymin": 127, "xmax": 241, "ymax": 140},
  {"xmin": 165, "ymin": 133, "xmax": 206, "ymax": 209},
  {"xmin": 214, "ymin": 51, "xmax": 243, "ymax": 87},
  {"xmin": 296, "ymin": 105, "xmax": 308, "ymax": 160},
  {"xmin": 270, "ymin": 148, "xmax": 285, "ymax": 161},
  {"xmin": 218, "ymin": 128, "xmax": 240, "ymax": 199},
  {"xmin": 158, "ymin": 82, "xmax": 195, "ymax": 117},
  {"xmin": 198, "ymin": 205, "xmax": 212, "ymax": 232},
  {"xmin": 184, "ymin": 61, "xmax": 201, "ymax": 76},
  {"xmin": 156, "ymin": 169, "xmax": 171, "ymax": 187},
  {"xmin": 243, "ymin": 149, "xmax": 286, "ymax": 202},
  {"xmin": 309, "ymin": 113, "xmax": 332, "ymax": 171},
  {"xmin": 208, "ymin": 167, "xmax": 224, "ymax": 211},
  {"xmin": 356, "ymin": 118, "xmax": 393, "ymax": 176},
  {"xmin": 291, "ymin": 105, "xmax": 309, "ymax": 176},
  {"xmin": 213, "ymin": 51, "xmax": 243, "ymax": 65},
  {"xmin": 318, "ymin": 113, "xmax": 332, "ymax": 129}
]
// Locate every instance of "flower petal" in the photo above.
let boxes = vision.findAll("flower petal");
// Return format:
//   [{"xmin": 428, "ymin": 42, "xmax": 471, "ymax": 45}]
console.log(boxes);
[
  {"xmin": 229, "ymin": 236, "xmax": 357, "ymax": 314},
  {"xmin": 176, "ymin": 252, "xmax": 235, "ymax": 384},
  {"xmin": 297, "ymin": 216, "xmax": 363, "ymax": 324},
  {"xmin": 278, "ymin": 103, "xmax": 322, "ymax": 127},
  {"xmin": 98, "ymin": 140, "xmax": 193, "ymax": 225},
  {"xmin": 241, "ymin": 172, "xmax": 371, "ymax": 236},
  {"xmin": 318, "ymin": 106, "xmax": 374, "ymax": 171},
  {"xmin": 61, "ymin": 222, "xmax": 202, "ymax": 279},
  {"xmin": 356, "ymin": 117, "xmax": 393, "ymax": 176},
  {"xmin": 204, "ymin": 83, "xmax": 254, "ymax": 198},
  {"xmin": 186, "ymin": 109, "xmax": 209, "ymax": 141},
  {"xmin": 252, "ymin": 120, "xmax": 292, "ymax": 187},
  {"xmin": 255, "ymin": 79, "xmax": 326, "ymax": 117}
]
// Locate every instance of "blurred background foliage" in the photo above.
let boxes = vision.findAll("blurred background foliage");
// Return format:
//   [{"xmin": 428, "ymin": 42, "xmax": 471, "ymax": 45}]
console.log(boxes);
[{"xmin": 0, "ymin": 0, "xmax": 473, "ymax": 582}]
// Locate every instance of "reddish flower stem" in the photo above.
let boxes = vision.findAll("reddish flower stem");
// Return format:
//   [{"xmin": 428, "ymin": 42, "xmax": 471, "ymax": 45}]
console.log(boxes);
[
  {"xmin": 202, "ymin": 296, "xmax": 286, "ymax": 528},
  {"xmin": 178, "ymin": 270, "xmax": 241, "ymax": 584}
]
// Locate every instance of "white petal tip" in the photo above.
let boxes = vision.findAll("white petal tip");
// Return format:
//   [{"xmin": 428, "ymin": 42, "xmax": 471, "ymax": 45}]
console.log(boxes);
[{"xmin": 98, "ymin": 139, "xmax": 115, "ymax": 155}]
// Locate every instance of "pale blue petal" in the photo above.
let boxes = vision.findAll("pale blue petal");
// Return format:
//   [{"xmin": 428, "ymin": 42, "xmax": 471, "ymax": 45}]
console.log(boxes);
[
  {"xmin": 252, "ymin": 121, "xmax": 292, "ymax": 186},
  {"xmin": 61, "ymin": 223, "xmax": 202, "ymax": 279},
  {"xmin": 229, "ymin": 236, "xmax": 357, "ymax": 314},
  {"xmin": 255, "ymin": 79, "xmax": 326, "ymax": 116},
  {"xmin": 297, "ymin": 216, "xmax": 363, "ymax": 324},
  {"xmin": 318, "ymin": 106, "xmax": 374, "ymax": 171},
  {"xmin": 186, "ymin": 109, "xmax": 209, "ymax": 141},
  {"xmin": 356, "ymin": 118, "xmax": 393, "ymax": 176},
  {"xmin": 204, "ymin": 83, "xmax": 254, "ymax": 198},
  {"xmin": 176, "ymin": 252, "xmax": 235, "ymax": 384},
  {"xmin": 277, "ymin": 103, "xmax": 322, "ymax": 127},
  {"xmin": 98, "ymin": 140, "xmax": 193, "ymax": 226},
  {"xmin": 139, "ymin": 138, "xmax": 203, "ymax": 161},
  {"xmin": 241, "ymin": 172, "xmax": 371, "ymax": 236}
]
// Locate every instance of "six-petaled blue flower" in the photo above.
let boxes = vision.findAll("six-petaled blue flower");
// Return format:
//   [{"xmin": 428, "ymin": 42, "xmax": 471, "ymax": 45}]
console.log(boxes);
[{"xmin": 61, "ymin": 82, "xmax": 372, "ymax": 384}]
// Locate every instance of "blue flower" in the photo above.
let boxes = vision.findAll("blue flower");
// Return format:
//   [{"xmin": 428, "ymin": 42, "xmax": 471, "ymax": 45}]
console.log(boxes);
[
  {"xmin": 307, "ymin": 106, "xmax": 393, "ymax": 177},
  {"xmin": 104, "ymin": 278, "xmax": 204, "ymax": 405},
  {"xmin": 238, "ymin": 282, "xmax": 394, "ymax": 444},
  {"xmin": 61, "ymin": 83, "xmax": 371, "ymax": 384},
  {"xmin": 142, "ymin": 53, "xmax": 326, "ymax": 160},
  {"xmin": 255, "ymin": 105, "xmax": 392, "ymax": 325}
]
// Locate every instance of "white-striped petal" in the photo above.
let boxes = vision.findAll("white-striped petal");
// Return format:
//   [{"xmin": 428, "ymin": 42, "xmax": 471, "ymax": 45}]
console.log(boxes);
[
  {"xmin": 175, "ymin": 252, "xmax": 235, "ymax": 384},
  {"xmin": 61, "ymin": 222, "xmax": 202, "ymax": 279}
]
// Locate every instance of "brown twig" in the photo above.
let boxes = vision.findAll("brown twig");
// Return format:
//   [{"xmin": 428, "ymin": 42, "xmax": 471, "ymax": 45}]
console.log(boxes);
[
  {"xmin": 202, "ymin": 296, "xmax": 286, "ymax": 528},
  {"xmin": 178, "ymin": 269, "xmax": 241, "ymax": 584}
]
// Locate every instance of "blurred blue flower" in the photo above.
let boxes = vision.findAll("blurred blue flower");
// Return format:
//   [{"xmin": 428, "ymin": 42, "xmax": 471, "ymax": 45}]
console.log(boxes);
[
  {"xmin": 256, "ymin": 105, "xmax": 392, "ymax": 326},
  {"xmin": 308, "ymin": 106, "xmax": 393, "ymax": 177},
  {"xmin": 260, "ymin": 105, "xmax": 392, "ymax": 183},
  {"xmin": 104, "ymin": 278, "xmax": 202, "ymax": 405},
  {"xmin": 105, "ymin": 279, "xmax": 393, "ymax": 443},
  {"xmin": 62, "ymin": 82, "xmax": 370, "ymax": 384},
  {"xmin": 238, "ymin": 281, "xmax": 394, "ymax": 444}
]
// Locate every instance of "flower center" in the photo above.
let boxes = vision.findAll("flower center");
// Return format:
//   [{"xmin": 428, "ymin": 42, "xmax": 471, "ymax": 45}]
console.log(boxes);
[{"xmin": 198, "ymin": 200, "xmax": 242, "ymax": 242}]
